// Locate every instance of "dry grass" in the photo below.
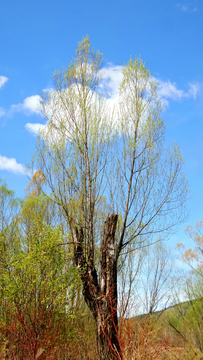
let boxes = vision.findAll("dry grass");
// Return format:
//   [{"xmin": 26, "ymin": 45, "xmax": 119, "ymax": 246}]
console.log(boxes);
[{"xmin": 0, "ymin": 312, "xmax": 202, "ymax": 360}]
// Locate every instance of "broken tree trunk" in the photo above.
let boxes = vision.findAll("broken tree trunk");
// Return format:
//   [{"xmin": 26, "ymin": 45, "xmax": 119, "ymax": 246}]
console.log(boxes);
[{"xmin": 73, "ymin": 214, "xmax": 122, "ymax": 360}]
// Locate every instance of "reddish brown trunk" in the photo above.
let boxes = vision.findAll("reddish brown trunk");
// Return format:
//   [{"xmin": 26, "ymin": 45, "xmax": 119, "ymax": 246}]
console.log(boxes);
[{"xmin": 73, "ymin": 214, "xmax": 122, "ymax": 360}]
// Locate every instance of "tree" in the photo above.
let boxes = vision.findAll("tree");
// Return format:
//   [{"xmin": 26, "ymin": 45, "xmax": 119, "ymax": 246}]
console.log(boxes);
[
  {"xmin": 117, "ymin": 242, "xmax": 145, "ymax": 319},
  {"xmin": 172, "ymin": 219, "xmax": 203, "ymax": 355},
  {"xmin": 166, "ymin": 271, "xmax": 203, "ymax": 357},
  {"xmin": 0, "ymin": 180, "xmax": 21, "ymax": 326},
  {"xmin": 32, "ymin": 37, "xmax": 188, "ymax": 359},
  {"xmin": 137, "ymin": 242, "xmax": 175, "ymax": 315},
  {"xmin": 0, "ymin": 183, "xmax": 79, "ymax": 359},
  {"xmin": 184, "ymin": 275, "xmax": 203, "ymax": 353},
  {"xmin": 177, "ymin": 219, "xmax": 203, "ymax": 275}
]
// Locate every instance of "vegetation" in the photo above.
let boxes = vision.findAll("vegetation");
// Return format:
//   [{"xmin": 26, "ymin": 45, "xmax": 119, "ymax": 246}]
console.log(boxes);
[
  {"xmin": 30, "ymin": 36, "xmax": 188, "ymax": 359},
  {"xmin": 0, "ymin": 37, "xmax": 201, "ymax": 359}
]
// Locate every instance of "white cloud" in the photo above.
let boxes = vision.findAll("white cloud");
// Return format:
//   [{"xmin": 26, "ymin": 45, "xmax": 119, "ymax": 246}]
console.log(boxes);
[
  {"xmin": 11, "ymin": 95, "xmax": 42, "ymax": 115},
  {"xmin": 0, "ymin": 76, "xmax": 8, "ymax": 117},
  {"xmin": 25, "ymin": 85, "xmax": 113, "ymax": 142},
  {"xmin": 187, "ymin": 83, "xmax": 201, "ymax": 98},
  {"xmin": 24, "ymin": 65, "xmax": 201, "ymax": 138},
  {"xmin": 98, "ymin": 65, "xmax": 123, "ymax": 111},
  {"xmin": 179, "ymin": 4, "xmax": 188, "ymax": 11},
  {"xmin": 100, "ymin": 66, "xmax": 200, "ymax": 109},
  {"xmin": 42, "ymin": 87, "xmax": 54, "ymax": 94},
  {"xmin": 0, "ymin": 155, "xmax": 27, "ymax": 175},
  {"xmin": 156, "ymin": 79, "xmax": 201, "ymax": 107},
  {"xmin": 25, "ymin": 123, "xmax": 47, "ymax": 135},
  {"xmin": 0, "ymin": 76, "xmax": 8, "ymax": 89},
  {"xmin": 175, "ymin": 2, "xmax": 198, "ymax": 12},
  {"xmin": 0, "ymin": 107, "xmax": 5, "ymax": 118},
  {"xmin": 157, "ymin": 80, "xmax": 185, "ymax": 100},
  {"xmin": 99, "ymin": 65, "xmax": 123, "ymax": 98}
]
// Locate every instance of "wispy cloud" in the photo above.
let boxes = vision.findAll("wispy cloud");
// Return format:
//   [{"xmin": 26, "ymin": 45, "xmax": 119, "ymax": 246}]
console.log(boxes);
[
  {"xmin": 11, "ymin": 95, "xmax": 42, "ymax": 115},
  {"xmin": 175, "ymin": 1, "xmax": 198, "ymax": 12},
  {"xmin": 0, "ymin": 107, "xmax": 6, "ymax": 118},
  {"xmin": 0, "ymin": 155, "xmax": 27, "ymax": 175},
  {"xmin": 0, "ymin": 76, "xmax": 8, "ymax": 117},
  {"xmin": 0, "ymin": 76, "xmax": 8, "ymax": 89},
  {"xmin": 156, "ymin": 79, "xmax": 200, "ymax": 107},
  {"xmin": 176, "ymin": 4, "xmax": 189, "ymax": 11},
  {"xmin": 25, "ymin": 123, "xmax": 46, "ymax": 136},
  {"xmin": 187, "ymin": 83, "xmax": 201, "ymax": 98}
]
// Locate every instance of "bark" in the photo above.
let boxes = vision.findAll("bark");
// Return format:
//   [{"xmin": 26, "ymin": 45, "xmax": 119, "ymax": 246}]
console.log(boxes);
[{"xmin": 73, "ymin": 214, "xmax": 122, "ymax": 360}]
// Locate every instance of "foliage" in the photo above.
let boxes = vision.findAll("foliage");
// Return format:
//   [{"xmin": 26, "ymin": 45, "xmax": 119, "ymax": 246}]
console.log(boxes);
[
  {"xmin": 0, "ymin": 181, "xmax": 80, "ymax": 358},
  {"xmin": 33, "ymin": 36, "xmax": 188, "ymax": 257},
  {"xmin": 0, "ymin": 36, "xmax": 191, "ymax": 359},
  {"xmin": 177, "ymin": 219, "xmax": 203, "ymax": 275},
  {"xmin": 167, "ymin": 219, "xmax": 203, "ymax": 357},
  {"xmin": 29, "ymin": 36, "xmax": 189, "ymax": 359},
  {"xmin": 24, "ymin": 169, "xmax": 46, "ymax": 197}
]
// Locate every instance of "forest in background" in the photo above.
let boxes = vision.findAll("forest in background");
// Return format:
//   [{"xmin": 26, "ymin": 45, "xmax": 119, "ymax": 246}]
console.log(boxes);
[{"xmin": 0, "ymin": 37, "xmax": 202, "ymax": 359}]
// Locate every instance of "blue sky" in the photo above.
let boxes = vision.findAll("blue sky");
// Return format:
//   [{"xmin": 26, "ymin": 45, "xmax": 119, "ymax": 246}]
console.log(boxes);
[{"xmin": 0, "ymin": 0, "xmax": 202, "ymax": 252}]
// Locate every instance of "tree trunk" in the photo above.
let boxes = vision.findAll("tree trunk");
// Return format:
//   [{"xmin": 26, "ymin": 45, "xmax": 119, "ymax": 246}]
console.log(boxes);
[{"xmin": 73, "ymin": 214, "xmax": 122, "ymax": 360}]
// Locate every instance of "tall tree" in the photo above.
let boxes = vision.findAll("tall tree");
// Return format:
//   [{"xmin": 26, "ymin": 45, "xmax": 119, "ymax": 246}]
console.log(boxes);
[{"xmin": 32, "ymin": 37, "xmax": 188, "ymax": 359}]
